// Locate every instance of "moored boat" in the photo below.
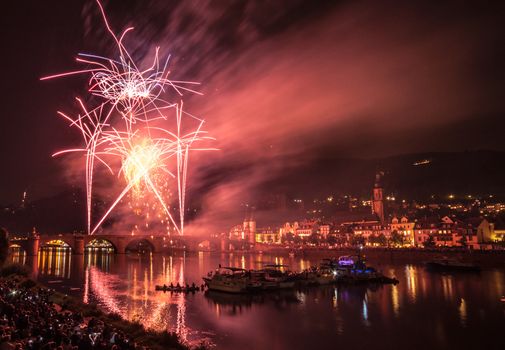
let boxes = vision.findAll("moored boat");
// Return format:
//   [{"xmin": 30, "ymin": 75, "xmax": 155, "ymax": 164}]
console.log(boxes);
[
  {"xmin": 337, "ymin": 255, "xmax": 357, "ymax": 267},
  {"xmin": 334, "ymin": 254, "xmax": 398, "ymax": 285},
  {"xmin": 203, "ymin": 267, "xmax": 250, "ymax": 293},
  {"xmin": 313, "ymin": 267, "xmax": 336, "ymax": 285},
  {"xmin": 425, "ymin": 258, "xmax": 481, "ymax": 272},
  {"xmin": 299, "ymin": 266, "xmax": 336, "ymax": 285},
  {"xmin": 263, "ymin": 264, "xmax": 296, "ymax": 289}
]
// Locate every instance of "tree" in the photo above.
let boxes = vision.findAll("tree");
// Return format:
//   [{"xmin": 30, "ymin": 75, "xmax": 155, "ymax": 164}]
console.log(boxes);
[
  {"xmin": 0, "ymin": 228, "xmax": 9, "ymax": 266},
  {"xmin": 335, "ymin": 234, "xmax": 349, "ymax": 246},
  {"xmin": 369, "ymin": 234, "xmax": 387, "ymax": 246},
  {"xmin": 326, "ymin": 235, "xmax": 338, "ymax": 246},
  {"xmin": 458, "ymin": 235, "xmax": 468, "ymax": 249},
  {"xmin": 282, "ymin": 232, "xmax": 295, "ymax": 244},
  {"xmin": 368, "ymin": 235, "xmax": 379, "ymax": 246},
  {"xmin": 351, "ymin": 235, "xmax": 365, "ymax": 247},
  {"xmin": 308, "ymin": 233, "xmax": 320, "ymax": 245},
  {"xmin": 423, "ymin": 235, "xmax": 436, "ymax": 248},
  {"xmin": 373, "ymin": 233, "xmax": 387, "ymax": 246},
  {"xmin": 390, "ymin": 230, "xmax": 404, "ymax": 247}
]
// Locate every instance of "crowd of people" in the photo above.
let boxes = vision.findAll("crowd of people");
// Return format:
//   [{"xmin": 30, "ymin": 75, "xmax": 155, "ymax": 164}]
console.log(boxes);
[{"xmin": 0, "ymin": 279, "xmax": 148, "ymax": 349}]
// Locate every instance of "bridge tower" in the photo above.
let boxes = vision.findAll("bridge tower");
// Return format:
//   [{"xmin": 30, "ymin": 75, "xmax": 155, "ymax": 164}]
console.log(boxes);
[{"xmin": 26, "ymin": 228, "xmax": 40, "ymax": 256}]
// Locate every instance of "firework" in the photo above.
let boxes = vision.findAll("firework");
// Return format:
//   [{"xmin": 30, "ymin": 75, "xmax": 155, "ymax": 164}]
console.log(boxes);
[{"xmin": 43, "ymin": 0, "xmax": 215, "ymax": 235}]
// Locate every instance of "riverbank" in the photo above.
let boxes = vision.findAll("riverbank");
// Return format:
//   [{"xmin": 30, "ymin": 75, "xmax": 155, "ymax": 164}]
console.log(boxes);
[
  {"xmin": 0, "ymin": 264, "xmax": 205, "ymax": 350},
  {"xmin": 243, "ymin": 246, "xmax": 505, "ymax": 267}
]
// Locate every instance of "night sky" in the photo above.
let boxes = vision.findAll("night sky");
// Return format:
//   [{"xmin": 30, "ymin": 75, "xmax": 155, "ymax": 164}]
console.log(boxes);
[{"xmin": 1, "ymin": 0, "xmax": 504, "ymax": 207}]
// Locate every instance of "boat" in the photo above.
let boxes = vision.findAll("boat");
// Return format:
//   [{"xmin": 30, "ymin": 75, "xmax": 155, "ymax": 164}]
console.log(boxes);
[
  {"xmin": 334, "ymin": 254, "xmax": 399, "ymax": 285},
  {"xmin": 336, "ymin": 266, "xmax": 399, "ymax": 284},
  {"xmin": 262, "ymin": 264, "xmax": 296, "ymax": 289},
  {"xmin": 425, "ymin": 258, "xmax": 481, "ymax": 272},
  {"xmin": 292, "ymin": 270, "xmax": 318, "ymax": 286},
  {"xmin": 250, "ymin": 270, "xmax": 279, "ymax": 290},
  {"xmin": 299, "ymin": 266, "xmax": 336, "ymax": 286},
  {"xmin": 203, "ymin": 267, "xmax": 250, "ymax": 293},
  {"xmin": 155, "ymin": 284, "xmax": 201, "ymax": 293},
  {"xmin": 313, "ymin": 266, "xmax": 336, "ymax": 285},
  {"xmin": 337, "ymin": 255, "xmax": 357, "ymax": 267}
]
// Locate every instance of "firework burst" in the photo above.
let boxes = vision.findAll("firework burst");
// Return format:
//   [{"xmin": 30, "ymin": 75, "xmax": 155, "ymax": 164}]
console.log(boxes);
[{"xmin": 42, "ymin": 0, "xmax": 215, "ymax": 235}]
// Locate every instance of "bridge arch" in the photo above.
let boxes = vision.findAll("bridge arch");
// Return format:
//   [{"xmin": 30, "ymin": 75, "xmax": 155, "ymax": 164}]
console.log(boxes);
[
  {"xmin": 125, "ymin": 238, "xmax": 156, "ymax": 253},
  {"xmin": 85, "ymin": 238, "xmax": 117, "ymax": 253},
  {"xmin": 8, "ymin": 243, "xmax": 26, "ymax": 264},
  {"xmin": 9, "ymin": 243, "xmax": 25, "ymax": 251},
  {"xmin": 40, "ymin": 239, "xmax": 73, "ymax": 252}
]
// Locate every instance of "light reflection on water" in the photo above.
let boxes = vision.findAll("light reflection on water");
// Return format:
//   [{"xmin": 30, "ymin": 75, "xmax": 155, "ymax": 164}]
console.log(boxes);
[{"xmin": 10, "ymin": 249, "xmax": 505, "ymax": 350}]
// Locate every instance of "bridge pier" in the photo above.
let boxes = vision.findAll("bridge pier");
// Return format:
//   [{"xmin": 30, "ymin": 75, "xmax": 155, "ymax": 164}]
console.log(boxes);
[
  {"xmin": 71, "ymin": 254, "xmax": 85, "ymax": 281},
  {"xmin": 26, "ymin": 234, "xmax": 40, "ymax": 256},
  {"xmin": 26, "ymin": 255, "xmax": 39, "ymax": 279},
  {"xmin": 151, "ymin": 236, "xmax": 165, "ymax": 253},
  {"xmin": 115, "ymin": 236, "xmax": 126, "ymax": 254},
  {"xmin": 73, "ymin": 235, "xmax": 85, "ymax": 255}
]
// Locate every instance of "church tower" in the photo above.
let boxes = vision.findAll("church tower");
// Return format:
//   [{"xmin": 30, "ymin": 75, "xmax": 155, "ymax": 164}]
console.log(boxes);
[
  {"xmin": 243, "ymin": 207, "xmax": 256, "ymax": 245},
  {"xmin": 372, "ymin": 172, "xmax": 385, "ymax": 223}
]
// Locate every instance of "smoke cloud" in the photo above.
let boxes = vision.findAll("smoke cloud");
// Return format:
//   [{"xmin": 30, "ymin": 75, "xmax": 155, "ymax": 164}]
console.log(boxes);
[{"xmin": 74, "ymin": 0, "xmax": 505, "ymax": 235}]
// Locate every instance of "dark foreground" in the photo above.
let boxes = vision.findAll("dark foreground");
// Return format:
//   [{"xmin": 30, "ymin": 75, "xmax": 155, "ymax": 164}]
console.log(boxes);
[{"xmin": 0, "ymin": 267, "xmax": 194, "ymax": 350}]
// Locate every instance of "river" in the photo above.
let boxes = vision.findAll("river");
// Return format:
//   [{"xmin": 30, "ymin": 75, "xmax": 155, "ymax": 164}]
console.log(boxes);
[{"xmin": 10, "ymin": 248, "xmax": 505, "ymax": 349}]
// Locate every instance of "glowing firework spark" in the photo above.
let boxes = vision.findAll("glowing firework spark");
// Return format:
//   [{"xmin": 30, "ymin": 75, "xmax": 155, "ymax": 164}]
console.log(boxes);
[
  {"xmin": 43, "ymin": 0, "xmax": 215, "ymax": 235},
  {"xmin": 41, "ymin": 1, "xmax": 202, "ymax": 130}
]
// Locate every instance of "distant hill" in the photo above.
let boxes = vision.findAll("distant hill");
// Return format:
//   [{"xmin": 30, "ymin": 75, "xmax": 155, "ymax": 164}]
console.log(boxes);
[
  {"xmin": 2, "ymin": 150, "xmax": 504, "ymax": 233},
  {"xmin": 0, "ymin": 190, "xmax": 85, "ymax": 234},
  {"xmin": 267, "ymin": 150, "xmax": 505, "ymax": 201}
]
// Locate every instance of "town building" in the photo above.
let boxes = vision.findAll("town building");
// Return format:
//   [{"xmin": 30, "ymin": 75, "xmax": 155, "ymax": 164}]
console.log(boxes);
[
  {"xmin": 255, "ymin": 227, "xmax": 281, "ymax": 244},
  {"xmin": 390, "ymin": 216, "xmax": 415, "ymax": 246}
]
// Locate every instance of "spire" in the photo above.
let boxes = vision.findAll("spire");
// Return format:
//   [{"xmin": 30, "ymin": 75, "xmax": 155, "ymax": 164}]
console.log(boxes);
[
  {"xmin": 374, "ymin": 171, "xmax": 384, "ymax": 188},
  {"xmin": 372, "ymin": 171, "xmax": 385, "ymax": 223}
]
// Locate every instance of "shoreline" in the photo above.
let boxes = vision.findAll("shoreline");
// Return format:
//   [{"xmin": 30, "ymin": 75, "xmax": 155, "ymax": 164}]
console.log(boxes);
[
  {"xmin": 0, "ymin": 268, "xmax": 206, "ymax": 350},
  {"xmin": 208, "ymin": 247, "xmax": 505, "ymax": 268}
]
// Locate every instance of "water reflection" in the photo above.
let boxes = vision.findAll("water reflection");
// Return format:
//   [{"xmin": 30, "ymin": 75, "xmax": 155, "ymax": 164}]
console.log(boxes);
[
  {"xmin": 9, "ymin": 247, "xmax": 26, "ymax": 265},
  {"xmin": 459, "ymin": 298, "xmax": 467, "ymax": 327},
  {"xmin": 405, "ymin": 264, "xmax": 417, "ymax": 302},
  {"xmin": 86, "ymin": 249, "xmax": 113, "ymax": 272},
  {"xmin": 441, "ymin": 275, "xmax": 455, "ymax": 300},
  {"xmin": 9, "ymin": 249, "xmax": 505, "ymax": 350},
  {"xmin": 77, "ymin": 252, "xmax": 191, "ymax": 342},
  {"xmin": 391, "ymin": 284, "xmax": 400, "ymax": 317},
  {"xmin": 205, "ymin": 289, "xmax": 301, "ymax": 316},
  {"xmin": 39, "ymin": 247, "xmax": 72, "ymax": 278}
]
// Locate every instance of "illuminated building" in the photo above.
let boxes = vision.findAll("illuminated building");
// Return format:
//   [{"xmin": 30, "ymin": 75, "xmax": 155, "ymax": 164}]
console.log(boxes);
[
  {"xmin": 351, "ymin": 221, "xmax": 389, "ymax": 241},
  {"xmin": 255, "ymin": 227, "xmax": 281, "ymax": 244},
  {"xmin": 390, "ymin": 216, "xmax": 415, "ymax": 246},
  {"xmin": 295, "ymin": 220, "xmax": 318, "ymax": 239},
  {"xmin": 319, "ymin": 224, "xmax": 331, "ymax": 239},
  {"xmin": 414, "ymin": 216, "xmax": 496, "ymax": 249}
]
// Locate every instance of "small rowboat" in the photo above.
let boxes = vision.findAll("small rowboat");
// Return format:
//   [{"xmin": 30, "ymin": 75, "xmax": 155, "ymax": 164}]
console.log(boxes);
[{"xmin": 155, "ymin": 285, "xmax": 201, "ymax": 293}]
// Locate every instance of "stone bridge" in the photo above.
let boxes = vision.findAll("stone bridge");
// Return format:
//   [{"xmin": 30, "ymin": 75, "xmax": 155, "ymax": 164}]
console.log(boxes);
[{"xmin": 9, "ymin": 233, "xmax": 206, "ymax": 256}]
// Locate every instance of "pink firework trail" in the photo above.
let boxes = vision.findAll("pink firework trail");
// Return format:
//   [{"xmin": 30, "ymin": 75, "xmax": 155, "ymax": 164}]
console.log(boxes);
[{"xmin": 42, "ymin": 0, "xmax": 215, "ymax": 235}]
